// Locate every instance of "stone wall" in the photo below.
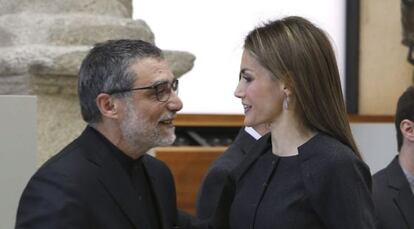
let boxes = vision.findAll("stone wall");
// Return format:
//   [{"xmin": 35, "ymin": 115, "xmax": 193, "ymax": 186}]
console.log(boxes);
[{"xmin": 0, "ymin": 0, "xmax": 195, "ymax": 164}]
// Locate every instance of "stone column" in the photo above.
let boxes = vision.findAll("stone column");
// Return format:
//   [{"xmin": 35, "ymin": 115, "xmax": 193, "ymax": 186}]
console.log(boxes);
[{"xmin": 0, "ymin": 0, "xmax": 195, "ymax": 164}]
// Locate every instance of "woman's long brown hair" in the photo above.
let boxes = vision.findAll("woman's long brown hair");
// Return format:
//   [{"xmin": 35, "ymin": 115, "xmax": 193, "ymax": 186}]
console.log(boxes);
[{"xmin": 244, "ymin": 16, "xmax": 361, "ymax": 159}]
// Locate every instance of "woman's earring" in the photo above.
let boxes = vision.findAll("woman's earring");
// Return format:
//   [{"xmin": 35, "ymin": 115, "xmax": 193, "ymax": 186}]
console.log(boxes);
[{"xmin": 283, "ymin": 96, "xmax": 289, "ymax": 110}]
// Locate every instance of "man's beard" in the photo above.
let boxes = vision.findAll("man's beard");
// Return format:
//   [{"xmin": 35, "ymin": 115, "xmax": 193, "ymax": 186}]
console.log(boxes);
[{"xmin": 119, "ymin": 99, "xmax": 176, "ymax": 153}]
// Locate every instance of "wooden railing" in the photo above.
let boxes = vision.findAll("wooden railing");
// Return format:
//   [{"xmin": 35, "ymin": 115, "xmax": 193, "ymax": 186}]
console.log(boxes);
[
  {"xmin": 155, "ymin": 147, "xmax": 226, "ymax": 214},
  {"xmin": 173, "ymin": 114, "xmax": 394, "ymax": 126}
]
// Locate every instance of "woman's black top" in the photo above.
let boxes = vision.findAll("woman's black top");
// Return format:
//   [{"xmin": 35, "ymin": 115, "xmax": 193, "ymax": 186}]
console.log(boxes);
[
  {"xmin": 230, "ymin": 150, "xmax": 322, "ymax": 229},
  {"xmin": 210, "ymin": 133, "xmax": 376, "ymax": 229}
]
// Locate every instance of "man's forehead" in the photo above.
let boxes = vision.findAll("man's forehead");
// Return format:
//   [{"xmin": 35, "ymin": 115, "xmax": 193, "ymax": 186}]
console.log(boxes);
[
  {"xmin": 131, "ymin": 58, "xmax": 174, "ymax": 84},
  {"xmin": 132, "ymin": 57, "xmax": 170, "ymax": 71}
]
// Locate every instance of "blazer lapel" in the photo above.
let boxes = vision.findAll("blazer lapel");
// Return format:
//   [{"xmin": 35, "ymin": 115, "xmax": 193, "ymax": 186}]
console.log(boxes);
[
  {"xmin": 237, "ymin": 129, "xmax": 259, "ymax": 156},
  {"xmin": 387, "ymin": 157, "xmax": 414, "ymax": 228},
  {"xmin": 98, "ymin": 159, "xmax": 146, "ymax": 229},
  {"xmin": 79, "ymin": 127, "xmax": 145, "ymax": 229},
  {"xmin": 231, "ymin": 133, "xmax": 272, "ymax": 181},
  {"xmin": 395, "ymin": 187, "xmax": 414, "ymax": 228},
  {"xmin": 230, "ymin": 134, "xmax": 275, "ymax": 226},
  {"xmin": 142, "ymin": 156, "xmax": 175, "ymax": 229}
]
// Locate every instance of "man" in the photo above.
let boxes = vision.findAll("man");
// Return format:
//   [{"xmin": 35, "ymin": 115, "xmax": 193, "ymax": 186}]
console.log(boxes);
[
  {"xmin": 16, "ymin": 40, "xmax": 183, "ymax": 228},
  {"xmin": 196, "ymin": 124, "xmax": 268, "ymax": 219},
  {"xmin": 373, "ymin": 86, "xmax": 414, "ymax": 229}
]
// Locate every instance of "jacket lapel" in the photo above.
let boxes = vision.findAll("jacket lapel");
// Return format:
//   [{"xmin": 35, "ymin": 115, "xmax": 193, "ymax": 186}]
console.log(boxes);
[
  {"xmin": 97, "ymin": 158, "xmax": 146, "ymax": 229},
  {"xmin": 237, "ymin": 129, "xmax": 259, "ymax": 156},
  {"xmin": 231, "ymin": 133, "xmax": 272, "ymax": 181},
  {"xmin": 79, "ymin": 127, "xmax": 145, "ymax": 229},
  {"xmin": 142, "ymin": 156, "xmax": 175, "ymax": 229},
  {"xmin": 229, "ymin": 134, "xmax": 274, "ymax": 226},
  {"xmin": 387, "ymin": 157, "xmax": 414, "ymax": 228},
  {"xmin": 395, "ymin": 187, "xmax": 414, "ymax": 228}
]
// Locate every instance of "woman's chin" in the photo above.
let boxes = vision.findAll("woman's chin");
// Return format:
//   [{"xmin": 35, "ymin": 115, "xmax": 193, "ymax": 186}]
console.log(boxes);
[{"xmin": 243, "ymin": 117, "xmax": 255, "ymax": 127}]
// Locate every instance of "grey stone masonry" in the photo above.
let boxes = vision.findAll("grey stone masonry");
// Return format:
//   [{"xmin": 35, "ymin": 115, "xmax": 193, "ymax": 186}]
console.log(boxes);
[
  {"xmin": 0, "ymin": 0, "xmax": 133, "ymax": 18},
  {"xmin": 0, "ymin": 14, "xmax": 154, "ymax": 46}
]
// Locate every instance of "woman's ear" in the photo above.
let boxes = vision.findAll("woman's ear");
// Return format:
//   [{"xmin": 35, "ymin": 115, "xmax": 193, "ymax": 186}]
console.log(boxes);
[
  {"xmin": 283, "ymin": 86, "xmax": 292, "ymax": 97},
  {"xmin": 280, "ymin": 77, "xmax": 293, "ymax": 96},
  {"xmin": 282, "ymin": 86, "xmax": 291, "ymax": 110},
  {"xmin": 281, "ymin": 81, "xmax": 294, "ymax": 110},
  {"xmin": 96, "ymin": 93, "xmax": 119, "ymax": 120}
]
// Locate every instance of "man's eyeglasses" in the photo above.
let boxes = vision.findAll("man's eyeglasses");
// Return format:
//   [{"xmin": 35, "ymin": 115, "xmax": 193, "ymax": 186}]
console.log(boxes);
[{"xmin": 107, "ymin": 79, "xmax": 179, "ymax": 102}]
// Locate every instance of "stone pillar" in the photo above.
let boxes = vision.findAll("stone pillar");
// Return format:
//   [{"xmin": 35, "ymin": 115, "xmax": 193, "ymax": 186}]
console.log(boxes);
[{"xmin": 0, "ymin": 0, "xmax": 195, "ymax": 164}]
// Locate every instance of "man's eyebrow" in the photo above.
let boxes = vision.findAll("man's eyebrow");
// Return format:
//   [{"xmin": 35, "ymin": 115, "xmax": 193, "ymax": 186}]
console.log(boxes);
[{"xmin": 147, "ymin": 79, "xmax": 170, "ymax": 86}]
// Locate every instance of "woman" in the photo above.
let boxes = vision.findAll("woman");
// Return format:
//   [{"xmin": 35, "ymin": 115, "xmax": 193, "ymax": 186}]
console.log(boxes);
[{"xmin": 211, "ymin": 16, "xmax": 376, "ymax": 229}]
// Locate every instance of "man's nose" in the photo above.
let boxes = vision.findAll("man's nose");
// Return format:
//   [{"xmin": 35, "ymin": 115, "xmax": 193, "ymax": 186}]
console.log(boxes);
[{"xmin": 167, "ymin": 91, "xmax": 183, "ymax": 112}]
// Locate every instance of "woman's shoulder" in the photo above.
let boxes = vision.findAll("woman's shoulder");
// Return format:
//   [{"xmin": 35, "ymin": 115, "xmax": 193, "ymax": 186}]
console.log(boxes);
[
  {"xmin": 298, "ymin": 133, "xmax": 370, "ymax": 179},
  {"xmin": 299, "ymin": 133, "xmax": 371, "ymax": 184},
  {"xmin": 299, "ymin": 133, "xmax": 359, "ymax": 164}
]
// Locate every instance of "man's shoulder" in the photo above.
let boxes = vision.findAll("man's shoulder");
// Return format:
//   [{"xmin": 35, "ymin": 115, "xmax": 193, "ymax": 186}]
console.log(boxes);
[
  {"xmin": 19, "ymin": 138, "xmax": 94, "ymax": 204},
  {"xmin": 372, "ymin": 167, "xmax": 388, "ymax": 185},
  {"xmin": 373, "ymin": 157, "xmax": 400, "ymax": 185},
  {"xmin": 38, "ymin": 127, "xmax": 108, "ymax": 174},
  {"xmin": 372, "ymin": 157, "xmax": 402, "ymax": 194},
  {"xmin": 38, "ymin": 138, "xmax": 82, "ymax": 171},
  {"xmin": 372, "ymin": 167, "xmax": 390, "ymax": 203},
  {"xmin": 34, "ymin": 134, "xmax": 99, "ymax": 185}
]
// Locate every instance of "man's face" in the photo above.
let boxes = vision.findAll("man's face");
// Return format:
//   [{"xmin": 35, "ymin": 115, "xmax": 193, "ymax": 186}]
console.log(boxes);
[{"xmin": 118, "ymin": 58, "xmax": 183, "ymax": 152}]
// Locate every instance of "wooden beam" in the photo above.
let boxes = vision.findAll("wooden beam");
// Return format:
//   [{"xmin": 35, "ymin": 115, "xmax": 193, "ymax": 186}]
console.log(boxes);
[{"xmin": 173, "ymin": 114, "xmax": 394, "ymax": 126}]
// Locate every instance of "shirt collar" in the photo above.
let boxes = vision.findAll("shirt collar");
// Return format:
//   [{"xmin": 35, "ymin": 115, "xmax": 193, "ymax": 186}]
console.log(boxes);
[
  {"xmin": 401, "ymin": 165, "xmax": 414, "ymax": 194},
  {"xmin": 244, "ymin": 126, "xmax": 263, "ymax": 140},
  {"xmin": 88, "ymin": 126, "xmax": 143, "ymax": 175}
]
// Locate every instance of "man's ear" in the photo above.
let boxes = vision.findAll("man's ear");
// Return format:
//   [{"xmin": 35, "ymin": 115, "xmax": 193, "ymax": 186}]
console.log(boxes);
[
  {"xmin": 400, "ymin": 119, "xmax": 414, "ymax": 142},
  {"xmin": 96, "ymin": 93, "xmax": 120, "ymax": 120}
]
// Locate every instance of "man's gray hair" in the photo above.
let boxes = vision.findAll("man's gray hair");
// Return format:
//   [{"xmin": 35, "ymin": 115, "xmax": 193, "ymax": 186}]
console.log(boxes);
[{"xmin": 78, "ymin": 39, "xmax": 163, "ymax": 124}]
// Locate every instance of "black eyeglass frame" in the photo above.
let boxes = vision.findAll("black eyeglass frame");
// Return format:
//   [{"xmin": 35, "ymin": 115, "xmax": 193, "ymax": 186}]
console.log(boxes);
[{"xmin": 106, "ymin": 79, "xmax": 179, "ymax": 102}]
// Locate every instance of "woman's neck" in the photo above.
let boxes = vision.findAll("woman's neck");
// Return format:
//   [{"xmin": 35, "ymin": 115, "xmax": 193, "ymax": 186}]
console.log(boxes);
[{"xmin": 270, "ymin": 113, "xmax": 316, "ymax": 157}]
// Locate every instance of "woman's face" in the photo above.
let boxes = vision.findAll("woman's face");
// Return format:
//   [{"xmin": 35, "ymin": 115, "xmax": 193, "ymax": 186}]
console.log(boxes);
[{"xmin": 234, "ymin": 50, "xmax": 285, "ymax": 127}]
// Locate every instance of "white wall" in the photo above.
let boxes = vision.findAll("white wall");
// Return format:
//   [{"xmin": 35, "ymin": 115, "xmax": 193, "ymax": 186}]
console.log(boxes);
[
  {"xmin": 0, "ymin": 96, "xmax": 37, "ymax": 228},
  {"xmin": 133, "ymin": 0, "xmax": 346, "ymax": 114},
  {"xmin": 351, "ymin": 123, "xmax": 397, "ymax": 174}
]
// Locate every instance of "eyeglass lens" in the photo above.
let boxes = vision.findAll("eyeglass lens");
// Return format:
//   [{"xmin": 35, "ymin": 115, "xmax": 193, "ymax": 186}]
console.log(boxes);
[{"xmin": 156, "ymin": 80, "xmax": 178, "ymax": 102}]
